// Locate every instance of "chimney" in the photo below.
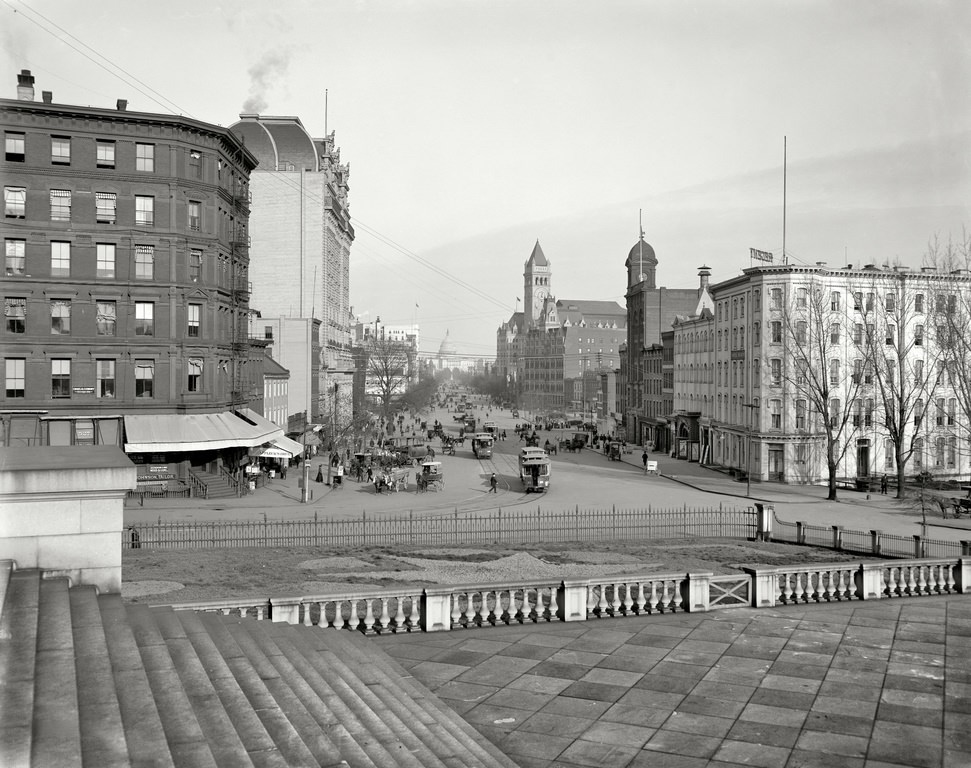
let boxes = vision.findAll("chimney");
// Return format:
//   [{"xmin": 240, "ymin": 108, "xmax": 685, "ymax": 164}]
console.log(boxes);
[
  {"xmin": 17, "ymin": 69, "xmax": 35, "ymax": 101},
  {"xmin": 697, "ymin": 265, "xmax": 711, "ymax": 295},
  {"xmin": 42, "ymin": 91, "xmax": 52, "ymax": 104},
  {"xmin": 116, "ymin": 99, "xmax": 128, "ymax": 111}
]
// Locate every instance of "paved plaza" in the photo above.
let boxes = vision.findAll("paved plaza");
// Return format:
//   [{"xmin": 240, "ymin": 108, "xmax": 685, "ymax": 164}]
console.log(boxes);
[{"xmin": 376, "ymin": 595, "xmax": 971, "ymax": 768}]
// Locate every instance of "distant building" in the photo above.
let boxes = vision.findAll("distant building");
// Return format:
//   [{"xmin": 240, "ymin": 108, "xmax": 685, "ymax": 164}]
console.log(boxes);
[
  {"xmin": 262, "ymin": 354, "xmax": 290, "ymax": 429},
  {"xmin": 0, "ymin": 70, "xmax": 284, "ymax": 477},
  {"xmin": 229, "ymin": 115, "xmax": 355, "ymax": 434},
  {"xmin": 624, "ymin": 227, "xmax": 711, "ymax": 445}
]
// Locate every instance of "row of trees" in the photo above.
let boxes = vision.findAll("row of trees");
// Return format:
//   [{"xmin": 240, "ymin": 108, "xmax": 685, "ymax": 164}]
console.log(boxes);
[{"xmin": 782, "ymin": 233, "xmax": 971, "ymax": 500}]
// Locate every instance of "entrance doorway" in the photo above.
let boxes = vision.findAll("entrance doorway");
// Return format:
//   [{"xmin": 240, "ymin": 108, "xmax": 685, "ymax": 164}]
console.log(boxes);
[
  {"xmin": 857, "ymin": 440, "xmax": 870, "ymax": 477},
  {"xmin": 768, "ymin": 444, "xmax": 785, "ymax": 482}
]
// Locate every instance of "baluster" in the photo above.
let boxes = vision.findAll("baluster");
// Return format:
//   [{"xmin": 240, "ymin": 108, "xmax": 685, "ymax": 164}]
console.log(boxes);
[
  {"xmin": 317, "ymin": 601, "xmax": 330, "ymax": 628},
  {"xmin": 621, "ymin": 581, "xmax": 634, "ymax": 615},
  {"xmin": 586, "ymin": 585, "xmax": 597, "ymax": 618},
  {"xmin": 524, "ymin": 587, "xmax": 536, "ymax": 622},
  {"xmin": 943, "ymin": 564, "xmax": 955, "ymax": 594},
  {"xmin": 632, "ymin": 582, "xmax": 645, "ymax": 613},
  {"xmin": 256, "ymin": 605, "xmax": 266, "ymax": 621},
  {"xmin": 450, "ymin": 593, "xmax": 462, "ymax": 628},
  {"xmin": 905, "ymin": 566, "xmax": 918, "ymax": 596},
  {"xmin": 464, "ymin": 590, "xmax": 476, "ymax": 626},
  {"xmin": 393, "ymin": 596, "xmax": 406, "ymax": 632},
  {"xmin": 476, "ymin": 591, "xmax": 489, "ymax": 625},
  {"xmin": 795, "ymin": 572, "xmax": 808, "ymax": 602},
  {"xmin": 596, "ymin": 582, "xmax": 608, "ymax": 617},
  {"xmin": 886, "ymin": 567, "xmax": 899, "ymax": 597},
  {"xmin": 348, "ymin": 599, "xmax": 360, "ymax": 631},
  {"xmin": 916, "ymin": 566, "xmax": 928, "ymax": 595},
  {"xmin": 831, "ymin": 570, "xmax": 843, "ymax": 601},
  {"xmin": 781, "ymin": 573, "xmax": 793, "ymax": 603},
  {"xmin": 362, "ymin": 599, "xmax": 377, "ymax": 634},
  {"xmin": 610, "ymin": 581, "xmax": 622, "ymax": 616},
  {"xmin": 660, "ymin": 580, "xmax": 671, "ymax": 612},
  {"xmin": 408, "ymin": 594, "xmax": 420, "ymax": 631},
  {"xmin": 376, "ymin": 597, "xmax": 390, "ymax": 633},
  {"xmin": 648, "ymin": 580, "xmax": 659, "ymax": 613},
  {"xmin": 509, "ymin": 588, "xmax": 522, "ymax": 623},
  {"xmin": 221, "ymin": 607, "xmax": 232, "ymax": 616},
  {"xmin": 546, "ymin": 586, "xmax": 557, "ymax": 622},
  {"xmin": 303, "ymin": 601, "xmax": 312, "ymax": 626}
]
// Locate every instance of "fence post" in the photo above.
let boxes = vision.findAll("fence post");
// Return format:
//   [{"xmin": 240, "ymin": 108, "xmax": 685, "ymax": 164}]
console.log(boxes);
[
  {"xmin": 832, "ymin": 525, "xmax": 843, "ymax": 551},
  {"xmin": 682, "ymin": 572, "xmax": 713, "ymax": 612},
  {"xmin": 870, "ymin": 529, "xmax": 881, "ymax": 556},
  {"xmin": 755, "ymin": 504, "xmax": 774, "ymax": 542},
  {"xmin": 557, "ymin": 580, "xmax": 588, "ymax": 622},
  {"xmin": 497, "ymin": 507, "xmax": 502, "ymax": 544},
  {"xmin": 912, "ymin": 534, "xmax": 923, "ymax": 559},
  {"xmin": 363, "ymin": 510, "xmax": 367, "ymax": 547},
  {"xmin": 857, "ymin": 563, "xmax": 886, "ymax": 600},
  {"xmin": 742, "ymin": 567, "xmax": 777, "ymax": 607},
  {"xmin": 963, "ymin": 541, "xmax": 971, "ymax": 557},
  {"xmin": 420, "ymin": 588, "xmax": 453, "ymax": 632},
  {"xmin": 796, "ymin": 521, "xmax": 806, "ymax": 545}
]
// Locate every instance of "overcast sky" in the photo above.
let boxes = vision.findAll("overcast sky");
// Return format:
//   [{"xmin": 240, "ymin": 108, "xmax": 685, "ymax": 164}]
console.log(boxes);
[{"xmin": 3, "ymin": 0, "xmax": 969, "ymax": 357}]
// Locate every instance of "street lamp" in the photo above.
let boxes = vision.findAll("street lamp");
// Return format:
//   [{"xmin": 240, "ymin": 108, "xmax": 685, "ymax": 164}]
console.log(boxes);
[{"xmin": 742, "ymin": 402, "xmax": 760, "ymax": 497}]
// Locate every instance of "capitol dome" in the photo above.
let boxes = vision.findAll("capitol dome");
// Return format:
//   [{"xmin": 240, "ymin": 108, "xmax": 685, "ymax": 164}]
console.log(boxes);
[{"xmin": 438, "ymin": 330, "xmax": 456, "ymax": 358}]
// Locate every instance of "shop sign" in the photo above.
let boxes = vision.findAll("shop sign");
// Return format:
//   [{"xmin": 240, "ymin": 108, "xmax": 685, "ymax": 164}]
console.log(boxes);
[{"xmin": 73, "ymin": 387, "xmax": 95, "ymax": 394}]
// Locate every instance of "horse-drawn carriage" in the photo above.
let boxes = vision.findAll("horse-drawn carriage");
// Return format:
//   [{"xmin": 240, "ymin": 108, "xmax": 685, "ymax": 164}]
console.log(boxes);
[
  {"xmin": 375, "ymin": 467, "xmax": 410, "ymax": 493},
  {"xmin": 417, "ymin": 461, "xmax": 445, "ymax": 492}
]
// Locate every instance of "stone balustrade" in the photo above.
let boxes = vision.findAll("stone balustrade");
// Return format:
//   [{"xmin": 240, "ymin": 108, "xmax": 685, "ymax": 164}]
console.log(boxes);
[{"xmin": 165, "ymin": 556, "xmax": 971, "ymax": 632}]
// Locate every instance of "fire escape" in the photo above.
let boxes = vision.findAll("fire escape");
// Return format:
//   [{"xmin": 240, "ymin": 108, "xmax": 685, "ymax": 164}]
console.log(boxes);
[{"xmin": 230, "ymin": 175, "xmax": 252, "ymax": 410}]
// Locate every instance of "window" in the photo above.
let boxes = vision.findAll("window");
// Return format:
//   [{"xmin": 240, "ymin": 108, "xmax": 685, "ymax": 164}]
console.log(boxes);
[
  {"xmin": 853, "ymin": 292, "xmax": 863, "ymax": 311},
  {"xmin": 188, "ymin": 201, "xmax": 201, "ymax": 231},
  {"xmin": 915, "ymin": 293, "xmax": 924, "ymax": 313},
  {"xmin": 795, "ymin": 321, "xmax": 807, "ymax": 345},
  {"xmin": 915, "ymin": 359, "xmax": 923, "ymax": 382},
  {"xmin": 753, "ymin": 359, "xmax": 760, "ymax": 387},
  {"xmin": 5, "ymin": 239, "xmax": 25, "ymax": 276},
  {"xmin": 51, "ymin": 136, "xmax": 71, "ymax": 165},
  {"xmin": 189, "ymin": 249, "xmax": 202, "ymax": 281},
  {"xmin": 770, "ymin": 400, "xmax": 782, "ymax": 429},
  {"xmin": 915, "ymin": 398, "xmax": 924, "ymax": 427},
  {"xmin": 795, "ymin": 444, "xmax": 808, "ymax": 465},
  {"xmin": 885, "ymin": 324, "xmax": 895, "ymax": 345},
  {"xmin": 187, "ymin": 358, "xmax": 202, "ymax": 392},
  {"xmin": 4, "ymin": 186, "xmax": 25, "ymax": 218},
  {"xmin": 936, "ymin": 398, "xmax": 945, "ymax": 426},
  {"xmin": 795, "ymin": 399, "xmax": 807, "ymax": 429},
  {"xmin": 187, "ymin": 303, "xmax": 201, "ymax": 337},
  {"xmin": 135, "ymin": 196, "xmax": 154, "ymax": 226},
  {"xmin": 948, "ymin": 436, "xmax": 956, "ymax": 467},
  {"xmin": 853, "ymin": 323, "xmax": 863, "ymax": 345},
  {"xmin": 829, "ymin": 398, "xmax": 840, "ymax": 428},
  {"xmin": 770, "ymin": 288, "xmax": 782, "ymax": 310},
  {"xmin": 5, "ymin": 132, "xmax": 25, "ymax": 162},
  {"xmin": 96, "ymin": 301, "xmax": 116, "ymax": 336},
  {"xmin": 886, "ymin": 292, "xmax": 896, "ymax": 312},
  {"xmin": 914, "ymin": 438, "xmax": 923, "ymax": 469},
  {"xmin": 135, "ymin": 302, "xmax": 154, "ymax": 336},
  {"xmin": 96, "ymin": 359, "xmax": 115, "ymax": 398},
  {"xmin": 796, "ymin": 287, "xmax": 807, "ymax": 308},
  {"xmin": 771, "ymin": 358, "xmax": 782, "ymax": 386},
  {"xmin": 50, "ymin": 300, "xmax": 71, "ymax": 335},
  {"xmin": 830, "ymin": 323, "xmax": 840, "ymax": 344},
  {"xmin": 853, "ymin": 358, "xmax": 863, "ymax": 384},
  {"xmin": 135, "ymin": 245, "xmax": 154, "ymax": 279},
  {"xmin": 831, "ymin": 291, "xmax": 841, "ymax": 311},
  {"xmin": 948, "ymin": 398, "xmax": 956, "ymax": 426},
  {"xmin": 136, "ymin": 143, "xmax": 155, "ymax": 172},
  {"xmin": 51, "ymin": 359, "xmax": 71, "ymax": 398},
  {"xmin": 189, "ymin": 150, "xmax": 202, "ymax": 178},
  {"xmin": 829, "ymin": 359, "xmax": 840, "ymax": 385},
  {"xmin": 770, "ymin": 321, "xmax": 782, "ymax": 343},
  {"xmin": 135, "ymin": 360, "xmax": 154, "ymax": 398},
  {"xmin": 885, "ymin": 439, "xmax": 894, "ymax": 470},
  {"xmin": 853, "ymin": 400, "xmax": 862, "ymax": 427},
  {"xmin": 752, "ymin": 321, "xmax": 760, "ymax": 345},
  {"xmin": 935, "ymin": 437, "xmax": 945, "ymax": 468},
  {"xmin": 796, "ymin": 359, "xmax": 807, "ymax": 384},
  {"xmin": 92, "ymin": 243, "xmax": 115, "ymax": 278},
  {"xmin": 50, "ymin": 189, "xmax": 71, "ymax": 221},
  {"xmin": 886, "ymin": 358, "xmax": 895, "ymax": 385},
  {"xmin": 866, "ymin": 293, "xmax": 874, "ymax": 312},
  {"xmin": 95, "ymin": 192, "xmax": 117, "ymax": 224},
  {"xmin": 50, "ymin": 241, "xmax": 70, "ymax": 276},
  {"xmin": 915, "ymin": 325, "xmax": 924, "ymax": 346},
  {"xmin": 5, "ymin": 298, "xmax": 26, "ymax": 333},
  {"xmin": 5, "ymin": 358, "xmax": 25, "ymax": 398},
  {"xmin": 96, "ymin": 140, "xmax": 115, "ymax": 168},
  {"xmin": 865, "ymin": 398, "xmax": 874, "ymax": 427}
]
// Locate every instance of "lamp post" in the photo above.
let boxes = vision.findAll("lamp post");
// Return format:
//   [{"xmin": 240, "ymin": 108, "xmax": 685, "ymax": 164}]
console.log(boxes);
[{"xmin": 742, "ymin": 402, "xmax": 760, "ymax": 497}]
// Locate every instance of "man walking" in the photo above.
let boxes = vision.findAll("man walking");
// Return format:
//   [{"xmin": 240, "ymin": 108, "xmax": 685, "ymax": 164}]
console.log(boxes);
[
  {"xmin": 642, "ymin": 450, "xmax": 649, "ymax": 473},
  {"xmin": 489, "ymin": 473, "xmax": 498, "ymax": 493}
]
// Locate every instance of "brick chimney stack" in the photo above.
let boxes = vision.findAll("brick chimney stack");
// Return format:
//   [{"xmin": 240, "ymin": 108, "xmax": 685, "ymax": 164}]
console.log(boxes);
[
  {"xmin": 116, "ymin": 99, "xmax": 128, "ymax": 111},
  {"xmin": 17, "ymin": 69, "xmax": 35, "ymax": 101},
  {"xmin": 698, "ymin": 265, "xmax": 712, "ymax": 296}
]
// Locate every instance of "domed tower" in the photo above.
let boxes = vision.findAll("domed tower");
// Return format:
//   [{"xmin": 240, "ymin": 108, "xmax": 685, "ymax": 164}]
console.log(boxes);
[
  {"xmin": 437, "ymin": 330, "xmax": 457, "ymax": 369},
  {"xmin": 626, "ymin": 231, "xmax": 657, "ymax": 290},
  {"xmin": 523, "ymin": 240, "xmax": 552, "ymax": 329}
]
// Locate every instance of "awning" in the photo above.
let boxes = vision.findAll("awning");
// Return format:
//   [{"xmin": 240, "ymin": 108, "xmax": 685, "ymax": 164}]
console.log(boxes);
[
  {"xmin": 123, "ymin": 408, "xmax": 283, "ymax": 453},
  {"xmin": 254, "ymin": 434, "xmax": 306, "ymax": 459}
]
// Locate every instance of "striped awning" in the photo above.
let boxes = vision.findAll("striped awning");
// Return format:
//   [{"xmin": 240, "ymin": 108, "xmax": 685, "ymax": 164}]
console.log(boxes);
[{"xmin": 123, "ymin": 408, "xmax": 282, "ymax": 453}]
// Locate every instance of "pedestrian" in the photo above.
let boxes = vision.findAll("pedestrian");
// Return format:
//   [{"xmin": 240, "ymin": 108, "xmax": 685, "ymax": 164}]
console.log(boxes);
[
  {"xmin": 881, "ymin": 474, "xmax": 888, "ymax": 494},
  {"xmin": 128, "ymin": 526, "xmax": 140, "ymax": 549},
  {"xmin": 642, "ymin": 450, "xmax": 648, "ymax": 472},
  {"xmin": 489, "ymin": 473, "xmax": 498, "ymax": 493},
  {"xmin": 367, "ymin": 466, "xmax": 374, "ymax": 483},
  {"xmin": 315, "ymin": 464, "xmax": 324, "ymax": 483},
  {"xmin": 280, "ymin": 463, "xmax": 287, "ymax": 480}
]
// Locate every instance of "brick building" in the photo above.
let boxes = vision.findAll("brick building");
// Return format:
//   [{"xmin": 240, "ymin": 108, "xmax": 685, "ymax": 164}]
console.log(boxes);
[{"xmin": 1, "ymin": 70, "xmax": 281, "ymax": 479}]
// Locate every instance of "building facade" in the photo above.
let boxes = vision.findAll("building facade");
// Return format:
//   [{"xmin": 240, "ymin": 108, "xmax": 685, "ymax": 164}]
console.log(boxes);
[
  {"xmin": 228, "ymin": 115, "xmax": 355, "ymax": 432},
  {"xmin": 1, "ymin": 71, "xmax": 281, "ymax": 473},
  {"xmin": 698, "ymin": 263, "xmax": 971, "ymax": 485}
]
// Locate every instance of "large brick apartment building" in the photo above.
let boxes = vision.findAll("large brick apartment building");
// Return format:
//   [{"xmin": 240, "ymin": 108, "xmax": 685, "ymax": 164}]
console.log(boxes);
[{"xmin": 1, "ymin": 70, "xmax": 281, "ymax": 479}]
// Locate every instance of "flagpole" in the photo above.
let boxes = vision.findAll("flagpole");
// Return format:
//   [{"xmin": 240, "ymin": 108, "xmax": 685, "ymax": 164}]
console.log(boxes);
[{"xmin": 782, "ymin": 136, "xmax": 787, "ymax": 265}]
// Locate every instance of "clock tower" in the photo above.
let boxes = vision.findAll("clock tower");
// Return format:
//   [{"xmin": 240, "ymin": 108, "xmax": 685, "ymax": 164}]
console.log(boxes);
[{"xmin": 523, "ymin": 240, "xmax": 552, "ymax": 329}]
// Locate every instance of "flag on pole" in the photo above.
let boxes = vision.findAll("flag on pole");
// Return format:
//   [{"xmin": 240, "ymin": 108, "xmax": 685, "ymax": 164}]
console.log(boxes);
[{"xmin": 749, "ymin": 248, "xmax": 774, "ymax": 263}]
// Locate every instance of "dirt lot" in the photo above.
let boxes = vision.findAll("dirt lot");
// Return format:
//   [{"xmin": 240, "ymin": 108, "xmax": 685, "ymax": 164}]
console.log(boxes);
[{"xmin": 123, "ymin": 539, "xmax": 863, "ymax": 605}]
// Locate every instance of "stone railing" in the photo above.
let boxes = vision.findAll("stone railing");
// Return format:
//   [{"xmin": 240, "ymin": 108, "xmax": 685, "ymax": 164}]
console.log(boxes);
[{"xmin": 165, "ymin": 556, "xmax": 971, "ymax": 633}]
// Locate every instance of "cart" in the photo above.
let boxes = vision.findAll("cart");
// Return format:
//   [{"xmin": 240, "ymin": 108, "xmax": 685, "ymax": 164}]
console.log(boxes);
[{"xmin": 417, "ymin": 461, "xmax": 445, "ymax": 492}]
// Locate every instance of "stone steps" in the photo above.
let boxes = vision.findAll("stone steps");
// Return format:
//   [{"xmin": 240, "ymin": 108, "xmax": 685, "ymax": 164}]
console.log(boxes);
[{"xmin": 0, "ymin": 563, "xmax": 517, "ymax": 768}]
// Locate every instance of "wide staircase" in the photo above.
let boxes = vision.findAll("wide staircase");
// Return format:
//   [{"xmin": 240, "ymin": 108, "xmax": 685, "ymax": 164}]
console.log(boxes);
[
  {"xmin": 0, "ymin": 560, "xmax": 519, "ymax": 768},
  {"xmin": 188, "ymin": 468, "xmax": 242, "ymax": 499}
]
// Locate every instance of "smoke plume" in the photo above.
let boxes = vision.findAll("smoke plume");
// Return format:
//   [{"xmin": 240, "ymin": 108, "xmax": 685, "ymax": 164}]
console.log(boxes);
[{"xmin": 241, "ymin": 50, "xmax": 291, "ymax": 114}]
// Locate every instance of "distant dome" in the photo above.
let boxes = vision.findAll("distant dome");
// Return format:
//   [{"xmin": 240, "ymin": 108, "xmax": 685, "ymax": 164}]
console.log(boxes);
[
  {"xmin": 438, "ymin": 330, "xmax": 456, "ymax": 357},
  {"xmin": 628, "ymin": 236, "xmax": 657, "ymax": 264}
]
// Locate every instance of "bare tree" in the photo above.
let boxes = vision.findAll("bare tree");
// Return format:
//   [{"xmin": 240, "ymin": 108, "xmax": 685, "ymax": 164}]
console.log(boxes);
[
  {"xmin": 855, "ymin": 271, "xmax": 945, "ymax": 499},
  {"xmin": 367, "ymin": 337, "xmax": 412, "ymax": 420},
  {"xmin": 779, "ymin": 278, "xmax": 865, "ymax": 500}
]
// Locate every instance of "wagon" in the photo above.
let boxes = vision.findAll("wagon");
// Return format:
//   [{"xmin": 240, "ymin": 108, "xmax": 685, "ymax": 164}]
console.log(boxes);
[{"xmin": 417, "ymin": 461, "xmax": 445, "ymax": 492}]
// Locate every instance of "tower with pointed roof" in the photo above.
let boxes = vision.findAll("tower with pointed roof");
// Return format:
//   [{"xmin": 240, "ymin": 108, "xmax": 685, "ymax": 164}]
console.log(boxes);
[{"xmin": 523, "ymin": 240, "xmax": 552, "ymax": 329}]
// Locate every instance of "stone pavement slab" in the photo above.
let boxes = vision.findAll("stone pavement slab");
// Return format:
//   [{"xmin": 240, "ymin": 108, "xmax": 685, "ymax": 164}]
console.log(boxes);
[{"xmin": 374, "ymin": 595, "xmax": 971, "ymax": 768}]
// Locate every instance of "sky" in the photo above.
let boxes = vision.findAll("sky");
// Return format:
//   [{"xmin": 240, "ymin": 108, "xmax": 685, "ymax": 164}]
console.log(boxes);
[{"xmin": 2, "ymin": 0, "xmax": 969, "ymax": 359}]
